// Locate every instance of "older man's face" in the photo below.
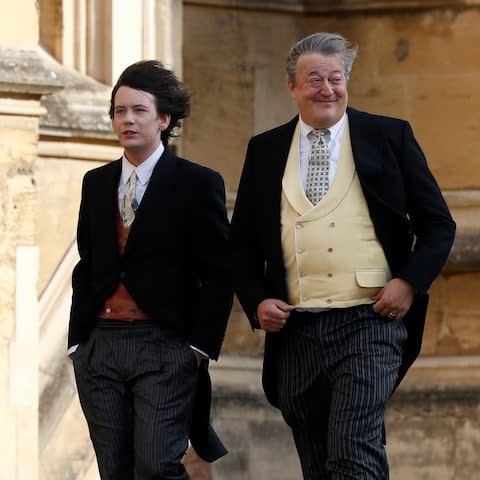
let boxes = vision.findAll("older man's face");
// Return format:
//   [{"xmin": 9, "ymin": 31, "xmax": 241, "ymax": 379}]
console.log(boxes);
[{"xmin": 289, "ymin": 53, "xmax": 348, "ymax": 129}]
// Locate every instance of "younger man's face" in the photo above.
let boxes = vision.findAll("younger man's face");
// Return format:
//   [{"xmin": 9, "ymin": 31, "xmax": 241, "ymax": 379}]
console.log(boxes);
[{"xmin": 111, "ymin": 86, "xmax": 170, "ymax": 165}]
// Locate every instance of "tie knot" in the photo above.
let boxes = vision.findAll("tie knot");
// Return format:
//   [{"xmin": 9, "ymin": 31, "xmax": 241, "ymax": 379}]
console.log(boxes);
[
  {"xmin": 127, "ymin": 171, "xmax": 137, "ymax": 184},
  {"xmin": 310, "ymin": 128, "xmax": 330, "ymax": 143}
]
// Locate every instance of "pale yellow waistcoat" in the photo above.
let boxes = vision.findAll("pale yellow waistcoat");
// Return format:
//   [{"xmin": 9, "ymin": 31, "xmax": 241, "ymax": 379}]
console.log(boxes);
[{"xmin": 281, "ymin": 122, "xmax": 391, "ymax": 308}]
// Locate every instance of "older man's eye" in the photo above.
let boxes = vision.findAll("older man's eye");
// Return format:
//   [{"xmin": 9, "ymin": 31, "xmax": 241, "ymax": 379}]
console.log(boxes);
[{"xmin": 307, "ymin": 78, "xmax": 322, "ymax": 88}]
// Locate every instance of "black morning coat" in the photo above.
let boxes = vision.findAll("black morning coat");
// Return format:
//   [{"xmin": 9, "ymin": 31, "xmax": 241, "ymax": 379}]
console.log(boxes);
[
  {"xmin": 231, "ymin": 107, "xmax": 456, "ymax": 407},
  {"xmin": 69, "ymin": 147, "xmax": 233, "ymax": 462}
]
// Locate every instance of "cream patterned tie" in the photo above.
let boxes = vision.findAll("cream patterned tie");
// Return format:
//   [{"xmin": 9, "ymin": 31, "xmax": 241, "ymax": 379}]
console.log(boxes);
[
  {"xmin": 306, "ymin": 128, "xmax": 331, "ymax": 205},
  {"xmin": 121, "ymin": 171, "xmax": 138, "ymax": 227}
]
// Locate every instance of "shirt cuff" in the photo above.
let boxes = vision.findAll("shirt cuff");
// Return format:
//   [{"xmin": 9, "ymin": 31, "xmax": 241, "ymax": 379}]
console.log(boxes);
[
  {"xmin": 189, "ymin": 345, "xmax": 209, "ymax": 360},
  {"xmin": 67, "ymin": 344, "xmax": 79, "ymax": 357}
]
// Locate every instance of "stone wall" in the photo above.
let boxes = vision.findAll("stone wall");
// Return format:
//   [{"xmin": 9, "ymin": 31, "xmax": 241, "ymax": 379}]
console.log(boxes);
[
  {"xmin": 182, "ymin": 4, "xmax": 298, "ymax": 187},
  {"xmin": 0, "ymin": 44, "xmax": 63, "ymax": 480},
  {"xmin": 387, "ymin": 368, "xmax": 480, "ymax": 479}
]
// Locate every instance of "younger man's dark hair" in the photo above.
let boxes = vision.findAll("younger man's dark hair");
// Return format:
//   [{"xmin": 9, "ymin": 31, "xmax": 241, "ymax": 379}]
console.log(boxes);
[{"xmin": 109, "ymin": 60, "xmax": 191, "ymax": 145}]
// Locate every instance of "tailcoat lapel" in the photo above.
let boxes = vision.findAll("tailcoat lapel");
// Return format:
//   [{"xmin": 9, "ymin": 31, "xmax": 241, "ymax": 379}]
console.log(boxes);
[
  {"xmin": 347, "ymin": 107, "xmax": 409, "ymax": 221},
  {"xmin": 347, "ymin": 108, "xmax": 385, "ymax": 196},
  {"xmin": 91, "ymin": 160, "xmax": 122, "ymax": 263},
  {"xmin": 91, "ymin": 149, "xmax": 178, "ymax": 260},
  {"xmin": 266, "ymin": 117, "xmax": 299, "ymax": 258},
  {"xmin": 123, "ymin": 148, "xmax": 177, "ymax": 256}
]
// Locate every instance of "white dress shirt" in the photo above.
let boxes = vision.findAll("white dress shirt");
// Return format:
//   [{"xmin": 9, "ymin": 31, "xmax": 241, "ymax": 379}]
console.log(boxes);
[
  {"xmin": 118, "ymin": 143, "xmax": 164, "ymax": 210},
  {"xmin": 298, "ymin": 113, "xmax": 347, "ymax": 192}
]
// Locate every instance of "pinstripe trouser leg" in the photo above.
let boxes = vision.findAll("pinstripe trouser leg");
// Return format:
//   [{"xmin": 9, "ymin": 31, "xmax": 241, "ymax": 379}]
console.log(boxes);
[
  {"xmin": 277, "ymin": 305, "xmax": 407, "ymax": 480},
  {"xmin": 72, "ymin": 322, "xmax": 199, "ymax": 480}
]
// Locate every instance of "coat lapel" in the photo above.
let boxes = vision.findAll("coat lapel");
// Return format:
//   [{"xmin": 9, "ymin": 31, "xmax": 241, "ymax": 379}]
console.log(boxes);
[
  {"xmin": 92, "ymin": 160, "xmax": 122, "ymax": 258},
  {"xmin": 348, "ymin": 107, "xmax": 408, "ymax": 221},
  {"xmin": 347, "ymin": 107, "xmax": 384, "ymax": 185},
  {"xmin": 266, "ymin": 117, "xmax": 299, "ymax": 260},
  {"xmin": 271, "ymin": 118, "xmax": 299, "ymax": 181},
  {"xmin": 123, "ymin": 148, "xmax": 177, "ymax": 255}
]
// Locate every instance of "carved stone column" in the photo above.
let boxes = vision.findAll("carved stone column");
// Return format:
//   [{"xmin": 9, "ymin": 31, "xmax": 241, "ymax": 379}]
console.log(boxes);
[{"xmin": 0, "ymin": 47, "xmax": 62, "ymax": 480}]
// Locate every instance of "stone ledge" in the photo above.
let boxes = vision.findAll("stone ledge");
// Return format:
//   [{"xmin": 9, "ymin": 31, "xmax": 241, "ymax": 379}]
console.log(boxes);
[
  {"xmin": 303, "ymin": 0, "xmax": 480, "ymax": 12},
  {"xmin": 445, "ymin": 190, "xmax": 480, "ymax": 208},
  {"xmin": 444, "ymin": 190, "xmax": 480, "ymax": 274},
  {"xmin": 398, "ymin": 356, "xmax": 480, "ymax": 397},
  {"xmin": 35, "ymin": 49, "xmax": 115, "ymax": 140},
  {"xmin": 447, "ymin": 233, "xmax": 480, "ymax": 273},
  {"xmin": 185, "ymin": 0, "xmax": 480, "ymax": 13},
  {"xmin": 38, "ymin": 140, "xmax": 121, "ymax": 162},
  {"xmin": 211, "ymin": 356, "xmax": 266, "ymax": 407},
  {"xmin": 211, "ymin": 354, "xmax": 480, "ymax": 402},
  {"xmin": 0, "ymin": 47, "xmax": 63, "ymax": 96},
  {"xmin": 0, "ymin": 46, "xmax": 114, "ymax": 140}
]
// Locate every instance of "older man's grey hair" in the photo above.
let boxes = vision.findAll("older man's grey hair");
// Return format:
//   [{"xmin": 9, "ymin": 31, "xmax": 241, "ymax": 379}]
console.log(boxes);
[{"xmin": 286, "ymin": 32, "xmax": 358, "ymax": 85}]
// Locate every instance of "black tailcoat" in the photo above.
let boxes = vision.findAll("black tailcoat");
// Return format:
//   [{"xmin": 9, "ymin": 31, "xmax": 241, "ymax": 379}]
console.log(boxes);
[
  {"xmin": 69, "ymin": 148, "xmax": 233, "ymax": 461},
  {"xmin": 231, "ymin": 107, "xmax": 455, "ymax": 406}
]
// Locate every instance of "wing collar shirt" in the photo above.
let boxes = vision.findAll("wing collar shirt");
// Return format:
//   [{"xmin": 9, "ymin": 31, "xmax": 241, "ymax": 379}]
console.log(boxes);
[{"xmin": 298, "ymin": 113, "xmax": 347, "ymax": 191}]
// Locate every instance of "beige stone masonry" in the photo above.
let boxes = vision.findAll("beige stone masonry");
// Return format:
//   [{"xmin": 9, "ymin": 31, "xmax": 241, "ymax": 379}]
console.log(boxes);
[
  {"xmin": 0, "ymin": 0, "xmax": 38, "ymax": 49},
  {"xmin": 185, "ymin": 0, "xmax": 480, "ymax": 13},
  {"xmin": 12, "ymin": 246, "xmax": 40, "ymax": 480},
  {"xmin": 1, "ymin": 247, "xmax": 39, "ymax": 480},
  {"xmin": 0, "ymin": 45, "xmax": 63, "ymax": 480}
]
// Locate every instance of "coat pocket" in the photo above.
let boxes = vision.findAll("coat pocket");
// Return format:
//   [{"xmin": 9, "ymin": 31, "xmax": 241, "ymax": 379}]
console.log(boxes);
[{"xmin": 355, "ymin": 269, "xmax": 389, "ymax": 288}]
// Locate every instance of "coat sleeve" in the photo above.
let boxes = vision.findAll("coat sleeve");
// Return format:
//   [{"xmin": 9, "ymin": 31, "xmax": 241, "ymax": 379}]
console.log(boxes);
[
  {"xmin": 187, "ymin": 169, "xmax": 233, "ymax": 360},
  {"xmin": 68, "ymin": 172, "xmax": 95, "ymax": 348},
  {"xmin": 392, "ymin": 121, "xmax": 456, "ymax": 292},
  {"xmin": 230, "ymin": 137, "xmax": 269, "ymax": 328}
]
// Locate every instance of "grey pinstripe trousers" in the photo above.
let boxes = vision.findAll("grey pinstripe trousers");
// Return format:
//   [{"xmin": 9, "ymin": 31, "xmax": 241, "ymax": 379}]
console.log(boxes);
[
  {"xmin": 276, "ymin": 305, "xmax": 407, "ymax": 480},
  {"xmin": 72, "ymin": 320, "xmax": 199, "ymax": 480}
]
